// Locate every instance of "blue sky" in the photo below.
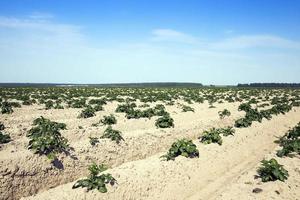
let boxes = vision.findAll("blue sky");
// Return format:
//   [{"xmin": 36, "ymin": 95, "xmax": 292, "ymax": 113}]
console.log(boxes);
[{"xmin": 0, "ymin": 0, "xmax": 300, "ymax": 84}]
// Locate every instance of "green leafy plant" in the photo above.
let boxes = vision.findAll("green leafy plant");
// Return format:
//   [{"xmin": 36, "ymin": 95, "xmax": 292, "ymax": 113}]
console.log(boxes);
[
  {"xmin": 69, "ymin": 98, "xmax": 86, "ymax": 108},
  {"xmin": 72, "ymin": 163, "xmax": 116, "ymax": 193},
  {"xmin": 161, "ymin": 139, "xmax": 199, "ymax": 161},
  {"xmin": 155, "ymin": 114, "xmax": 174, "ymax": 128},
  {"xmin": 276, "ymin": 123, "xmax": 300, "ymax": 157},
  {"xmin": 101, "ymin": 126, "xmax": 124, "ymax": 144},
  {"xmin": 218, "ymin": 109, "xmax": 231, "ymax": 119},
  {"xmin": 0, "ymin": 132, "xmax": 11, "ymax": 144},
  {"xmin": 182, "ymin": 105, "xmax": 194, "ymax": 112},
  {"xmin": 269, "ymin": 104, "xmax": 292, "ymax": 115},
  {"xmin": 27, "ymin": 116, "xmax": 69, "ymax": 161},
  {"xmin": 79, "ymin": 106, "xmax": 96, "ymax": 118},
  {"xmin": 0, "ymin": 122, "xmax": 4, "ymax": 131},
  {"xmin": 153, "ymin": 104, "xmax": 168, "ymax": 116},
  {"xmin": 245, "ymin": 108, "xmax": 263, "ymax": 122},
  {"xmin": 234, "ymin": 117, "xmax": 252, "ymax": 128},
  {"xmin": 93, "ymin": 104, "xmax": 103, "ymax": 111},
  {"xmin": 257, "ymin": 158, "xmax": 288, "ymax": 182},
  {"xmin": 115, "ymin": 103, "xmax": 136, "ymax": 113},
  {"xmin": 100, "ymin": 114, "xmax": 117, "ymax": 125},
  {"xmin": 9, "ymin": 102, "xmax": 21, "ymax": 108},
  {"xmin": 200, "ymin": 128, "xmax": 223, "ymax": 145},
  {"xmin": 260, "ymin": 110, "xmax": 272, "ymax": 120},
  {"xmin": 89, "ymin": 99, "xmax": 107, "ymax": 106},
  {"xmin": 45, "ymin": 100, "xmax": 54, "ymax": 110},
  {"xmin": 89, "ymin": 137, "xmax": 99, "ymax": 146},
  {"xmin": 200, "ymin": 127, "xmax": 234, "ymax": 145},
  {"xmin": 238, "ymin": 103, "xmax": 252, "ymax": 112},
  {"xmin": 219, "ymin": 126, "xmax": 235, "ymax": 136},
  {"xmin": 1, "ymin": 102, "xmax": 13, "ymax": 114}
]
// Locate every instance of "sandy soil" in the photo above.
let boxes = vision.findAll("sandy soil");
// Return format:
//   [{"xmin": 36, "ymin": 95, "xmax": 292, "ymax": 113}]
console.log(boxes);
[
  {"xmin": 1, "ymin": 102, "xmax": 299, "ymax": 200},
  {"xmin": 1, "ymin": 101, "xmax": 243, "ymax": 200}
]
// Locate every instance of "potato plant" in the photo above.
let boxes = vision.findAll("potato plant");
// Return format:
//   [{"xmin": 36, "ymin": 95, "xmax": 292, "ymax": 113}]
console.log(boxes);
[
  {"xmin": 101, "ymin": 126, "xmax": 124, "ymax": 144},
  {"xmin": 79, "ymin": 106, "xmax": 96, "ymax": 118},
  {"xmin": 89, "ymin": 137, "xmax": 99, "ymax": 146},
  {"xmin": 257, "ymin": 158, "xmax": 288, "ymax": 182},
  {"xmin": 72, "ymin": 163, "xmax": 116, "ymax": 193},
  {"xmin": 27, "ymin": 117, "xmax": 69, "ymax": 161},
  {"xmin": 200, "ymin": 128, "xmax": 223, "ymax": 145},
  {"xmin": 200, "ymin": 127, "xmax": 234, "ymax": 145},
  {"xmin": 155, "ymin": 114, "xmax": 174, "ymax": 128},
  {"xmin": 218, "ymin": 109, "xmax": 231, "ymax": 119},
  {"xmin": 0, "ymin": 122, "xmax": 4, "ymax": 130},
  {"xmin": 161, "ymin": 139, "xmax": 199, "ymax": 161},
  {"xmin": 100, "ymin": 114, "xmax": 117, "ymax": 125},
  {"xmin": 182, "ymin": 105, "xmax": 194, "ymax": 112},
  {"xmin": 0, "ymin": 132, "xmax": 11, "ymax": 144},
  {"xmin": 69, "ymin": 98, "xmax": 86, "ymax": 108},
  {"xmin": 219, "ymin": 126, "xmax": 235, "ymax": 136},
  {"xmin": 276, "ymin": 123, "xmax": 300, "ymax": 157},
  {"xmin": 1, "ymin": 102, "xmax": 13, "ymax": 114},
  {"xmin": 115, "ymin": 103, "xmax": 136, "ymax": 113}
]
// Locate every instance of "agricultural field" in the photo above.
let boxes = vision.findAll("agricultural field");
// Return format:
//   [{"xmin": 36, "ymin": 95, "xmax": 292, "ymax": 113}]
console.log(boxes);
[{"xmin": 0, "ymin": 87, "xmax": 300, "ymax": 200}]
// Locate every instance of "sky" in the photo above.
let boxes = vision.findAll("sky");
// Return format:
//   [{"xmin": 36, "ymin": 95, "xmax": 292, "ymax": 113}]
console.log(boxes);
[{"xmin": 0, "ymin": 0, "xmax": 300, "ymax": 85}]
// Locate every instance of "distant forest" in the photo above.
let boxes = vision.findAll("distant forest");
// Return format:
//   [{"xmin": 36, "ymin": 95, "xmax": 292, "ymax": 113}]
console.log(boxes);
[
  {"xmin": 0, "ymin": 82, "xmax": 203, "ymax": 88},
  {"xmin": 1, "ymin": 82, "xmax": 300, "ymax": 88},
  {"xmin": 237, "ymin": 83, "xmax": 300, "ymax": 88}
]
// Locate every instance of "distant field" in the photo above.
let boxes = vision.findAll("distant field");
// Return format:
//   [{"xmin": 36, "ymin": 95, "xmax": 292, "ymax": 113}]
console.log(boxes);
[{"xmin": 1, "ymin": 87, "xmax": 300, "ymax": 200}]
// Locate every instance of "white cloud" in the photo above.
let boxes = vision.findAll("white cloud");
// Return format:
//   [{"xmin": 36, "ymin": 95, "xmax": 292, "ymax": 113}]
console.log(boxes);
[
  {"xmin": 0, "ymin": 15, "xmax": 85, "ymax": 52},
  {"xmin": 29, "ymin": 12, "xmax": 54, "ymax": 20},
  {"xmin": 211, "ymin": 35, "xmax": 300, "ymax": 49},
  {"xmin": 151, "ymin": 28, "xmax": 199, "ymax": 44}
]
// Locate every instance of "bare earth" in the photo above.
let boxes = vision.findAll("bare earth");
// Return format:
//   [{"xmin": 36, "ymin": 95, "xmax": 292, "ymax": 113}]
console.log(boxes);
[{"xmin": 1, "ymin": 101, "xmax": 299, "ymax": 200}]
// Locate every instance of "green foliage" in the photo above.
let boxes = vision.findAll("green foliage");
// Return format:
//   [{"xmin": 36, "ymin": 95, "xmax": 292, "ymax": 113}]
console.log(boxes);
[
  {"xmin": 101, "ymin": 126, "xmax": 124, "ymax": 144},
  {"xmin": 276, "ymin": 123, "xmax": 300, "ymax": 157},
  {"xmin": 72, "ymin": 163, "xmax": 116, "ymax": 193},
  {"xmin": 219, "ymin": 126, "xmax": 235, "ymax": 136},
  {"xmin": 234, "ymin": 117, "xmax": 252, "ymax": 128},
  {"xmin": 182, "ymin": 105, "xmax": 194, "ymax": 112},
  {"xmin": 200, "ymin": 127, "xmax": 234, "ymax": 145},
  {"xmin": 218, "ymin": 109, "xmax": 231, "ymax": 119},
  {"xmin": 139, "ymin": 103, "xmax": 150, "ymax": 108},
  {"xmin": 0, "ymin": 132, "xmax": 11, "ymax": 144},
  {"xmin": 153, "ymin": 104, "xmax": 168, "ymax": 116},
  {"xmin": 260, "ymin": 110, "xmax": 272, "ymax": 120},
  {"xmin": 22, "ymin": 99, "xmax": 33, "ymax": 105},
  {"xmin": 238, "ymin": 103, "xmax": 252, "ymax": 112},
  {"xmin": 9, "ymin": 102, "xmax": 21, "ymax": 108},
  {"xmin": 200, "ymin": 128, "xmax": 223, "ymax": 145},
  {"xmin": 161, "ymin": 139, "xmax": 199, "ymax": 161},
  {"xmin": 93, "ymin": 104, "xmax": 103, "ymax": 111},
  {"xmin": 257, "ymin": 158, "xmax": 288, "ymax": 182},
  {"xmin": 100, "ymin": 114, "xmax": 117, "ymax": 125},
  {"xmin": 89, "ymin": 99, "xmax": 107, "ymax": 106},
  {"xmin": 1, "ymin": 102, "xmax": 13, "ymax": 114},
  {"xmin": 208, "ymin": 104, "xmax": 216, "ymax": 108},
  {"xmin": 45, "ymin": 100, "xmax": 54, "ymax": 110},
  {"xmin": 0, "ymin": 122, "xmax": 4, "ymax": 131},
  {"xmin": 27, "ymin": 116, "xmax": 69, "ymax": 161},
  {"xmin": 89, "ymin": 137, "xmax": 99, "ymax": 146},
  {"xmin": 269, "ymin": 104, "xmax": 292, "ymax": 115},
  {"xmin": 245, "ymin": 108, "xmax": 263, "ymax": 123},
  {"xmin": 155, "ymin": 114, "xmax": 174, "ymax": 128},
  {"xmin": 117, "ymin": 103, "xmax": 167, "ymax": 120},
  {"xmin": 69, "ymin": 98, "xmax": 86, "ymax": 108},
  {"xmin": 79, "ymin": 106, "xmax": 96, "ymax": 118},
  {"xmin": 115, "ymin": 103, "xmax": 136, "ymax": 113}
]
